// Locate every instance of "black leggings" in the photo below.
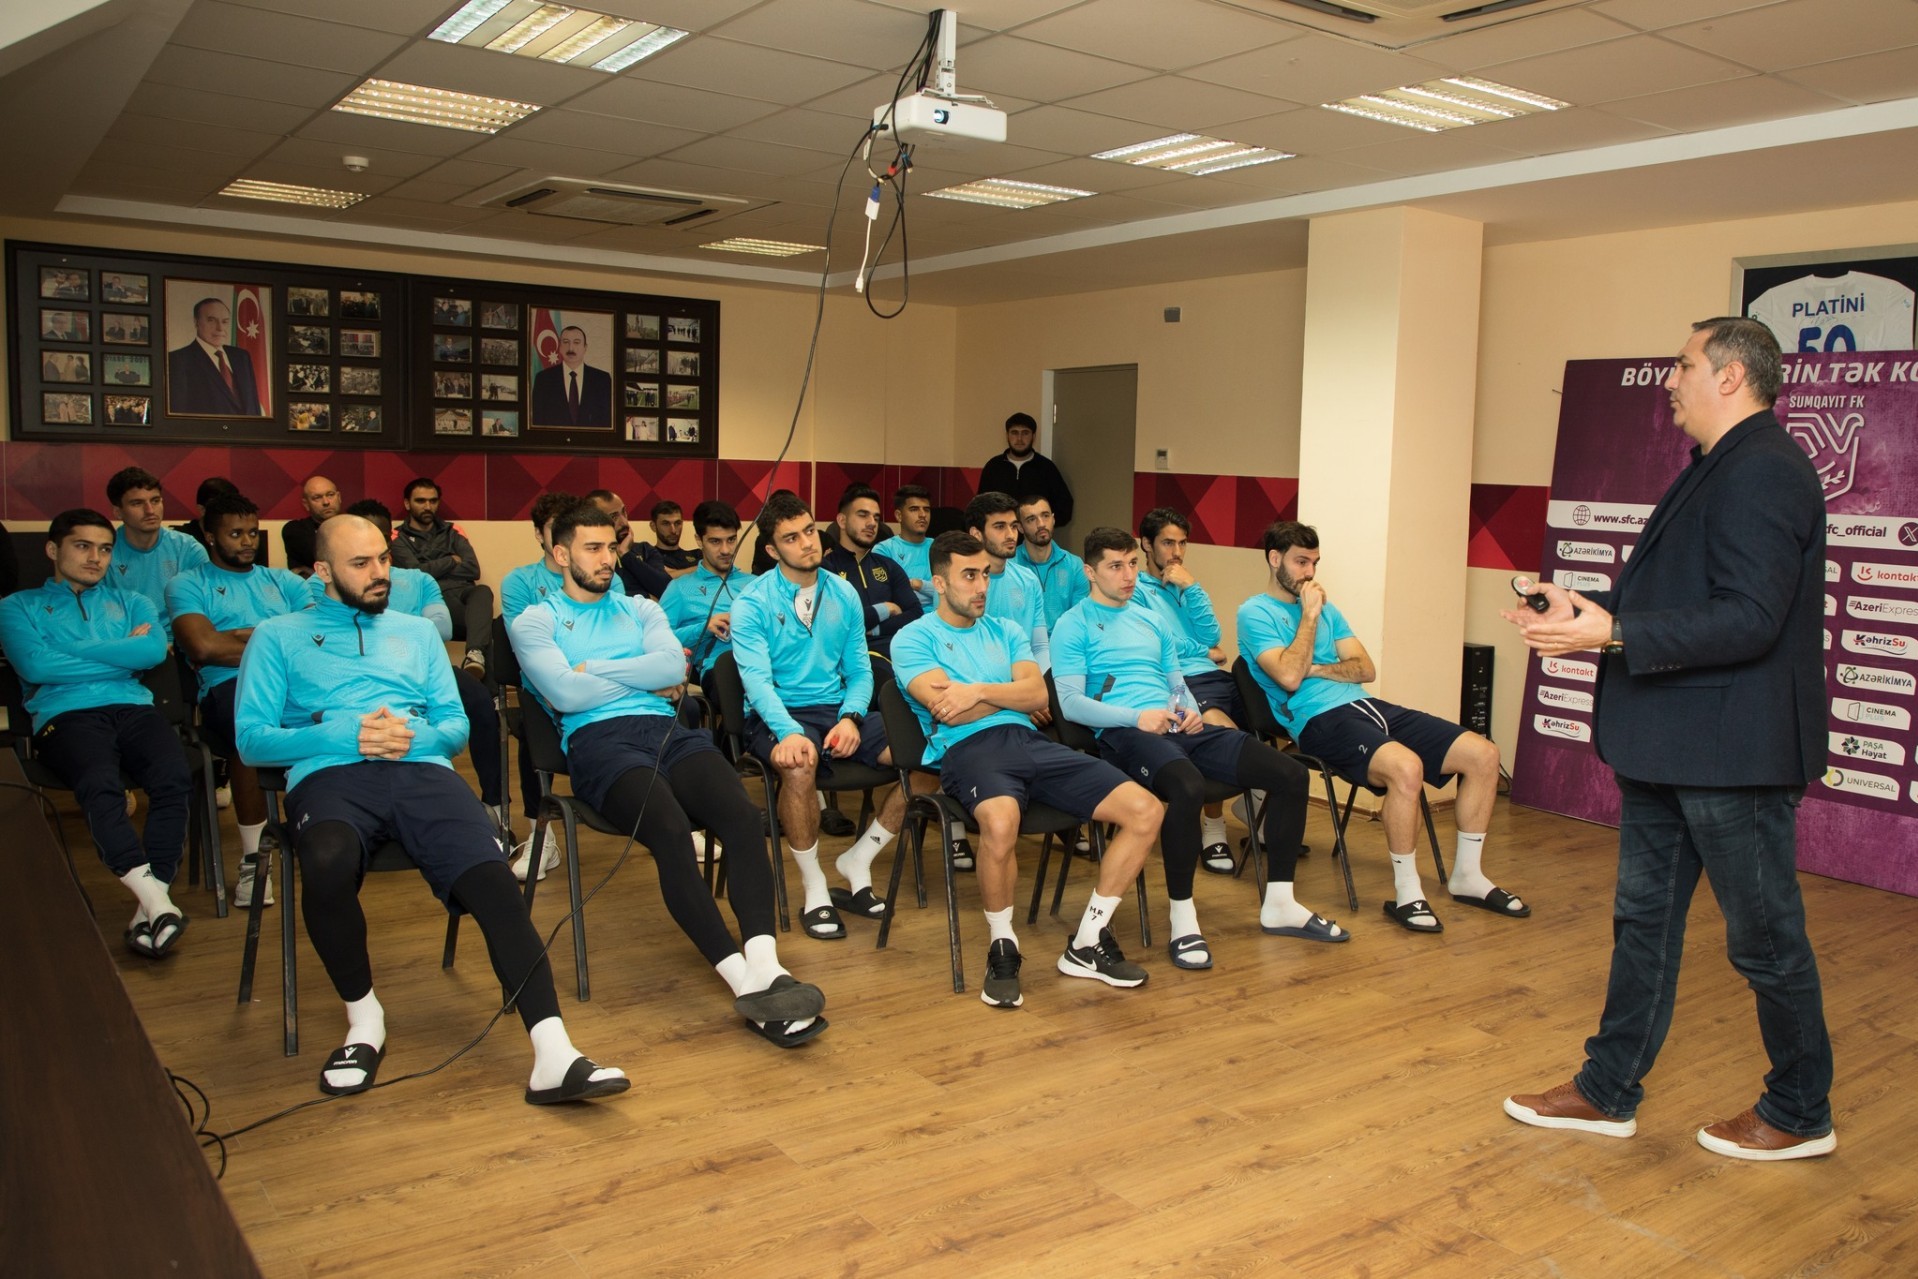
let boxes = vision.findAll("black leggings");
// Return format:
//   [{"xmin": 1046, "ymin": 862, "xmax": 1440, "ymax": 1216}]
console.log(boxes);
[
  {"xmin": 1148, "ymin": 737, "xmax": 1309, "ymax": 900},
  {"xmin": 298, "ymin": 822, "xmax": 560, "ymax": 1031},
  {"xmin": 593, "ymin": 750, "xmax": 776, "ymax": 966}
]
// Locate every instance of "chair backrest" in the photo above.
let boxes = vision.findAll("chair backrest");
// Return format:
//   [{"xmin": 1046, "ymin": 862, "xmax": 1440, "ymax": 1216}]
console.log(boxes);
[
  {"xmin": 139, "ymin": 653, "xmax": 193, "ymax": 732},
  {"xmin": 1043, "ymin": 670, "xmax": 1100, "ymax": 755},
  {"xmin": 517, "ymin": 692, "xmax": 570, "ymax": 776},
  {"xmin": 1231, "ymin": 656, "xmax": 1283, "ymax": 741},
  {"xmin": 491, "ymin": 618, "xmax": 523, "ymax": 692},
  {"xmin": 705, "ymin": 650, "xmax": 750, "ymax": 747},
  {"xmin": 0, "ymin": 660, "xmax": 31, "ymax": 751},
  {"xmin": 875, "ymin": 679, "xmax": 928, "ymax": 772}
]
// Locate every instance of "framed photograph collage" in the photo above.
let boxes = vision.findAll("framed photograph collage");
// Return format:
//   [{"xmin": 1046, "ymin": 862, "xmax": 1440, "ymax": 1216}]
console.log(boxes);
[
  {"xmin": 9, "ymin": 244, "xmax": 719, "ymax": 457},
  {"xmin": 411, "ymin": 275, "xmax": 718, "ymax": 458},
  {"xmin": 8, "ymin": 243, "xmax": 405, "ymax": 446}
]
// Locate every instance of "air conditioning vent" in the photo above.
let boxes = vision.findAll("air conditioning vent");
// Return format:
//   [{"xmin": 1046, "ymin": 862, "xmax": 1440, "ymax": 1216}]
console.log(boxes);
[
  {"xmin": 465, "ymin": 177, "xmax": 769, "ymax": 229},
  {"xmin": 1219, "ymin": 0, "xmax": 1579, "ymax": 49}
]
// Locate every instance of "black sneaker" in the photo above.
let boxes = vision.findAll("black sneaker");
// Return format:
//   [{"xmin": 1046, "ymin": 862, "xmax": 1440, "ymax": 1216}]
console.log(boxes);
[
  {"xmin": 1058, "ymin": 927, "xmax": 1149, "ymax": 988},
  {"xmin": 982, "ymin": 938, "xmax": 1023, "ymax": 1009},
  {"xmin": 819, "ymin": 804, "xmax": 855, "ymax": 837}
]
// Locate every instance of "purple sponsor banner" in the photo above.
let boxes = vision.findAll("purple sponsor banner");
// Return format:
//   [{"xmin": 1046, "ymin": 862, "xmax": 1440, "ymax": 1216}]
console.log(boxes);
[{"xmin": 1511, "ymin": 353, "xmax": 1918, "ymax": 896}]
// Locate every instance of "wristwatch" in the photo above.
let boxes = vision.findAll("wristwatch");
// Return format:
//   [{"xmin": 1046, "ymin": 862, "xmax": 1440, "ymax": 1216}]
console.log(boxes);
[
  {"xmin": 1601, "ymin": 618, "xmax": 1624, "ymax": 655},
  {"xmin": 838, "ymin": 711, "xmax": 862, "ymax": 725}
]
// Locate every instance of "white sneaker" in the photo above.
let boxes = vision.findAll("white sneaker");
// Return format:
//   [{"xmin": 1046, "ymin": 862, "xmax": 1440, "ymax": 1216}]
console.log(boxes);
[
  {"xmin": 215, "ymin": 784, "xmax": 232, "ymax": 810},
  {"xmin": 234, "ymin": 851, "xmax": 275, "ymax": 908},
  {"xmin": 511, "ymin": 828, "xmax": 562, "ymax": 882}
]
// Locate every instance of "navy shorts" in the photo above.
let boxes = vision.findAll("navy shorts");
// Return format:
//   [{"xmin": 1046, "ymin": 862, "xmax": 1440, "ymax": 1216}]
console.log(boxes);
[
  {"xmin": 198, "ymin": 678, "xmax": 240, "ymax": 753},
  {"xmin": 287, "ymin": 761, "xmax": 504, "ymax": 903},
  {"xmin": 1296, "ymin": 698, "xmax": 1466, "ymax": 789},
  {"xmin": 749, "ymin": 703, "xmax": 889, "ymax": 780},
  {"xmin": 940, "ymin": 724, "xmax": 1128, "ymax": 821},
  {"xmin": 1098, "ymin": 723, "xmax": 1248, "ymax": 789},
  {"xmin": 566, "ymin": 714, "xmax": 722, "ymax": 814},
  {"xmin": 1182, "ymin": 669, "xmax": 1243, "ymax": 725}
]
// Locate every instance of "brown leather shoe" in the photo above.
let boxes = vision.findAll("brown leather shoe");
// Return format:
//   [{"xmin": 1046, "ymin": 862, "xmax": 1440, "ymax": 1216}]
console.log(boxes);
[
  {"xmin": 1504, "ymin": 1080, "xmax": 1636, "ymax": 1137},
  {"xmin": 1697, "ymin": 1108, "xmax": 1836, "ymax": 1161}
]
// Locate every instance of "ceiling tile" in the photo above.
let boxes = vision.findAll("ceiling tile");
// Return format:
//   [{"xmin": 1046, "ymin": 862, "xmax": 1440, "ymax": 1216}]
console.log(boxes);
[
  {"xmin": 1332, "ymin": 131, "xmax": 1528, "ymax": 178},
  {"xmin": 1220, "ymin": 108, "xmax": 1411, "ymax": 155},
  {"xmin": 1591, "ymin": 0, "xmax": 1807, "ymax": 33},
  {"xmin": 707, "ymin": 0, "xmax": 949, "ymax": 70},
  {"xmin": 125, "ymin": 82, "xmax": 315, "ymax": 134},
  {"xmin": 331, "ymin": 195, "xmax": 500, "ymax": 225},
  {"xmin": 294, "ymin": 111, "xmax": 482, "ymax": 158},
  {"xmin": 141, "ymin": 46, "xmax": 360, "ymax": 110},
  {"xmin": 590, "ymin": 0, "xmax": 767, "ymax": 33},
  {"xmin": 458, "ymin": 136, "xmax": 647, "ymax": 177},
  {"xmin": 799, "ymin": 70, "xmax": 1038, "ymax": 117},
  {"xmin": 1484, "ymin": 34, "xmax": 1753, "ymax": 104},
  {"xmin": 373, "ymin": 40, "xmax": 604, "ymax": 104},
  {"xmin": 1012, "ymin": 0, "xmax": 1296, "ymax": 73},
  {"xmin": 382, "ymin": 176, "xmax": 496, "ymax": 203},
  {"xmin": 1661, "ymin": 0, "xmax": 1918, "ymax": 74},
  {"xmin": 216, "ymin": 0, "xmax": 452, "ymax": 37},
  {"xmin": 261, "ymin": 136, "xmax": 443, "ymax": 179},
  {"xmin": 1000, "ymin": 104, "xmax": 1168, "ymax": 156},
  {"xmin": 1184, "ymin": 35, "xmax": 1450, "ymax": 107},
  {"xmin": 105, "ymin": 113, "xmax": 284, "ymax": 164},
  {"xmin": 418, "ymin": 158, "xmax": 524, "ymax": 188},
  {"xmin": 1411, "ymin": 9, "xmax": 1641, "ymax": 74},
  {"xmin": 661, "ymin": 133, "xmax": 852, "ymax": 177},
  {"xmin": 167, "ymin": 2, "xmax": 409, "ymax": 75},
  {"xmin": 728, "ymin": 107, "xmax": 872, "ymax": 153},
  {"xmin": 567, "ymin": 78, "xmax": 782, "ymax": 132},
  {"xmin": 1201, "ymin": 153, "xmax": 1399, "ymax": 196},
  {"xmin": 859, "ymin": 0, "xmax": 1082, "ymax": 32},
  {"xmin": 636, "ymin": 36, "xmax": 876, "ymax": 104},
  {"xmin": 1604, "ymin": 74, "xmax": 1846, "ymax": 131},
  {"xmin": 1007, "ymin": 157, "xmax": 1205, "ymax": 195},
  {"xmin": 501, "ymin": 108, "xmax": 703, "ymax": 160},
  {"xmin": 949, "ymin": 35, "xmax": 1155, "ymax": 103},
  {"xmin": 1779, "ymin": 45, "xmax": 1918, "ymax": 104},
  {"xmin": 1452, "ymin": 105, "xmax": 1672, "ymax": 156},
  {"xmin": 1059, "ymin": 76, "xmax": 1295, "ymax": 131}
]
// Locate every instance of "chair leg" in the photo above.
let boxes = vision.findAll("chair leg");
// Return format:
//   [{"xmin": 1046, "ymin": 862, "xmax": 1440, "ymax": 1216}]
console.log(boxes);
[
  {"xmin": 442, "ymin": 912, "xmax": 460, "ymax": 968},
  {"xmin": 1324, "ymin": 770, "xmax": 1360, "ymax": 911},
  {"xmin": 1049, "ymin": 830, "xmax": 1075, "ymax": 919},
  {"xmin": 764, "ymin": 773, "xmax": 789, "ymax": 934},
  {"xmin": 201, "ymin": 751, "xmax": 227, "ymax": 918},
  {"xmin": 1420, "ymin": 792, "xmax": 1448, "ymax": 882},
  {"xmin": 878, "ymin": 807, "xmax": 916, "ymax": 950},
  {"xmin": 1027, "ymin": 833, "xmax": 1054, "ymax": 924},
  {"xmin": 280, "ymin": 843, "xmax": 299, "ymax": 1057},
  {"xmin": 563, "ymin": 808, "xmax": 589, "ymax": 1002},
  {"xmin": 941, "ymin": 810, "xmax": 964, "ymax": 994}
]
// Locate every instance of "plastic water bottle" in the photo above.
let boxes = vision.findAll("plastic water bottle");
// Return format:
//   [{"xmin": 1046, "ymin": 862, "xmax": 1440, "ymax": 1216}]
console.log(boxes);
[{"xmin": 1167, "ymin": 682, "xmax": 1193, "ymax": 724}]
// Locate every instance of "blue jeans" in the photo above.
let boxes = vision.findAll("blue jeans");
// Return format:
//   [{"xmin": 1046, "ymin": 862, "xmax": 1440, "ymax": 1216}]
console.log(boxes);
[{"xmin": 1575, "ymin": 777, "xmax": 1834, "ymax": 1136}]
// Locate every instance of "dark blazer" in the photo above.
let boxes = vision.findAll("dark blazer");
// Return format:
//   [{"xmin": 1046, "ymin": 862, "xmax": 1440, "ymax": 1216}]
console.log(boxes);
[
  {"xmin": 167, "ymin": 343, "xmax": 261, "ymax": 416},
  {"xmin": 1583, "ymin": 409, "xmax": 1825, "ymax": 787},
  {"xmin": 530, "ymin": 362, "xmax": 612, "ymax": 427}
]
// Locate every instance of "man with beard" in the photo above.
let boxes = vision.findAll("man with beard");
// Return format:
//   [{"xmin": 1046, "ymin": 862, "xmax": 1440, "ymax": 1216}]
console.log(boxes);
[
  {"xmin": 1237, "ymin": 521, "xmax": 1522, "ymax": 936},
  {"xmin": 978, "ymin": 413, "xmax": 1072, "ymax": 529},
  {"xmin": 511, "ymin": 502, "xmax": 827, "ymax": 1048},
  {"xmin": 964, "ymin": 492, "xmax": 1051, "ymax": 674},
  {"xmin": 893, "ymin": 532, "xmax": 1162, "ymax": 1007},
  {"xmin": 887, "ymin": 484, "xmax": 936, "ymax": 611},
  {"xmin": 234, "ymin": 515, "xmax": 628, "ymax": 1105},
  {"xmin": 649, "ymin": 500, "xmax": 698, "ymax": 576},
  {"xmin": 174, "ymin": 476, "xmax": 270, "ymax": 567},
  {"xmin": 499, "ymin": 492, "xmax": 580, "ymax": 883},
  {"xmin": 660, "ymin": 499, "xmax": 754, "ymax": 682},
  {"xmin": 105, "ymin": 467, "xmax": 208, "ymax": 641},
  {"xmin": 822, "ymin": 484, "xmax": 921, "ymax": 668},
  {"xmin": 389, "ymin": 477, "xmax": 492, "ymax": 679},
  {"xmin": 0, "ymin": 510, "xmax": 191, "ymax": 958},
  {"xmin": 282, "ymin": 474, "xmax": 342, "ymax": 576},
  {"xmin": 586, "ymin": 489, "xmax": 671, "ymax": 601},
  {"xmin": 1013, "ymin": 494, "xmax": 1088, "ymax": 630},
  {"xmin": 730, "ymin": 492, "xmax": 914, "ymax": 939},
  {"xmin": 1054, "ymin": 528, "xmax": 1337, "ymax": 971},
  {"xmin": 168, "ymin": 492, "xmax": 312, "ymax": 908}
]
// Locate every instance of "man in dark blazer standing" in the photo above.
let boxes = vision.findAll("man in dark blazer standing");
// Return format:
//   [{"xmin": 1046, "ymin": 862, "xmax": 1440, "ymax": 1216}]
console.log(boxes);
[
  {"xmin": 167, "ymin": 298, "xmax": 262, "ymax": 417},
  {"xmin": 529, "ymin": 325, "xmax": 612, "ymax": 428},
  {"xmin": 1501, "ymin": 316, "xmax": 1835, "ymax": 1161}
]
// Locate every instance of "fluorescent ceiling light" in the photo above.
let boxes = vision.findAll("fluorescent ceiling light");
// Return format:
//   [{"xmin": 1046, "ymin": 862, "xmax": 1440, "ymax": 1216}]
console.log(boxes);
[
  {"xmin": 1323, "ymin": 75, "xmax": 1567, "ymax": 132},
  {"xmin": 924, "ymin": 178, "xmax": 1094, "ymax": 209},
  {"xmin": 429, "ymin": 0, "xmax": 687, "ymax": 72},
  {"xmin": 333, "ymin": 78, "xmax": 541, "ymax": 134},
  {"xmin": 219, "ymin": 179, "xmax": 367, "ymax": 209},
  {"xmin": 699, "ymin": 238, "xmax": 824, "ymax": 258},
  {"xmin": 1093, "ymin": 133, "xmax": 1293, "ymax": 176}
]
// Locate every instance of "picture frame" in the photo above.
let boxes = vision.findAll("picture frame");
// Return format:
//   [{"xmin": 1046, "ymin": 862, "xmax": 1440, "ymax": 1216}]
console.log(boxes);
[
  {"xmin": 41, "ymin": 351, "xmax": 90, "ymax": 383},
  {"xmin": 433, "ymin": 296, "xmax": 473, "ymax": 326},
  {"xmin": 288, "ymin": 363, "xmax": 330, "ymax": 394},
  {"xmin": 289, "ymin": 401, "xmax": 332, "ymax": 431},
  {"xmin": 43, "ymin": 391, "xmax": 92, "ymax": 423},
  {"xmin": 433, "ymin": 371, "xmax": 472, "ymax": 399},
  {"xmin": 163, "ymin": 278, "xmax": 274, "ymax": 419},
  {"xmin": 666, "ymin": 416, "xmax": 700, "ymax": 443},
  {"xmin": 434, "ymin": 406, "xmax": 472, "ymax": 435},
  {"xmin": 103, "ymin": 353, "xmax": 151, "ymax": 387},
  {"xmin": 341, "ymin": 405, "xmax": 382, "ymax": 433},
  {"xmin": 480, "ymin": 301, "xmax": 517, "ymax": 329},
  {"xmin": 100, "ymin": 271, "xmax": 149, "ymax": 304},
  {"xmin": 434, "ymin": 333, "xmax": 472, "ymax": 363},
  {"xmin": 103, "ymin": 394, "xmax": 149, "ymax": 425},
  {"xmin": 626, "ymin": 314, "xmax": 660, "ymax": 340},
  {"xmin": 480, "ymin": 337, "xmax": 518, "ymax": 366},
  {"xmin": 624, "ymin": 415, "xmax": 659, "ymax": 442},
  {"xmin": 625, "ymin": 382, "xmax": 659, "ymax": 409},
  {"xmin": 287, "ymin": 286, "xmax": 331, "ymax": 317},
  {"xmin": 480, "ymin": 373, "xmax": 518, "ymax": 401},
  {"xmin": 340, "ymin": 290, "xmax": 380, "ymax": 319},
  {"xmin": 526, "ymin": 308, "xmax": 615, "ymax": 431},
  {"xmin": 40, "ymin": 267, "xmax": 88, "ymax": 301},
  {"xmin": 481, "ymin": 409, "xmax": 520, "ymax": 438},
  {"xmin": 287, "ymin": 324, "xmax": 330, "ymax": 355},
  {"xmin": 624, "ymin": 348, "xmax": 660, "ymax": 374},
  {"xmin": 40, "ymin": 309, "xmax": 90, "ymax": 342},
  {"xmin": 340, "ymin": 329, "xmax": 380, "ymax": 358},
  {"xmin": 339, "ymin": 366, "xmax": 381, "ymax": 396},
  {"xmin": 101, "ymin": 313, "xmax": 149, "ymax": 345}
]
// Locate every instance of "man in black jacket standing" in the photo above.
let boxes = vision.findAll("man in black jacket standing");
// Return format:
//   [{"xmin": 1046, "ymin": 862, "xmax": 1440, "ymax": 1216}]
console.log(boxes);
[
  {"xmin": 1501, "ymin": 317, "xmax": 1835, "ymax": 1161},
  {"xmin": 978, "ymin": 413, "xmax": 1072, "ymax": 529},
  {"xmin": 390, "ymin": 477, "xmax": 493, "ymax": 678}
]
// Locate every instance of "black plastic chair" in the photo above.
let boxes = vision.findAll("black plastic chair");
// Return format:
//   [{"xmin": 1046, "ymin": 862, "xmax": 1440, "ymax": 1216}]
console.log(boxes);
[
  {"xmin": 1230, "ymin": 658, "xmax": 1445, "ymax": 910},
  {"xmin": 706, "ymin": 651, "xmax": 886, "ymax": 932},
  {"xmin": 875, "ymin": 680, "xmax": 1096, "ymax": 994},
  {"xmin": 235, "ymin": 767, "xmax": 463, "ymax": 1057}
]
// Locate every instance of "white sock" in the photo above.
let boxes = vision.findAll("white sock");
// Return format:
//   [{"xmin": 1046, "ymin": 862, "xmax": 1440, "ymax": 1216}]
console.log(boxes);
[
  {"xmin": 740, "ymin": 935, "xmax": 812, "ymax": 1031},
  {"xmin": 1448, "ymin": 831, "xmax": 1498, "ymax": 898},
  {"xmin": 1200, "ymin": 813, "xmax": 1228, "ymax": 849},
  {"xmin": 1232, "ymin": 790, "xmax": 1267, "ymax": 829},
  {"xmin": 527, "ymin": 1015, "xmax": 624, "ymax": 1091},
  {"xmin": 984, "ymin": 906, "xmax": 1017, "ymax": 946},
  {"xmin": 1260, "ymin": 881, "xmax": 1340, "ymax": 935},
  {"xmin": 119, "ymin": 863, "xmax": 176, "ymax": 924},
  {"xmin": 817, "ymin": 793, "xmax": 828, "ymax": 811},
  {"xmin": 239, "ymin": 820, "xmax": 266, "ymax": 858},
  {"xmin": 1074, "ymin": 892, "xmax": 1122, "ymax": 948},
  {"xmin": 1390, "ymin": 851, "xmax": 1424, "ymax": 906},
  {"xmin": 834, "ymin": 821, "xmax": 897, "ymax": 893},
  {"xmin": 323, "ymin": 991, "xmax": 387, "ymax": 1091},
  {"xmin": 715, "ymin": 952, "xmax": 752, "ymax": 997},
  {"xmin": 790, "ymin": 843, "xmax": 829, "ymax": 913},
  {"xmin": 1168, "ymin": 896, "xmax": 1200, "ymax": 939}
]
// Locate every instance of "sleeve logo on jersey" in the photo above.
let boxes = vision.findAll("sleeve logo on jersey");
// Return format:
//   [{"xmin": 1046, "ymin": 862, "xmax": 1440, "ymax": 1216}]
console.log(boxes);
[{"xmin": 312, "ymin": 634, "xmax": 325, "ymax": 646}]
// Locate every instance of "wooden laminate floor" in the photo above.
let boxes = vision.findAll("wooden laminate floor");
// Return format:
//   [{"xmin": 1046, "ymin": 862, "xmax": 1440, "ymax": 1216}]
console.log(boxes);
[{"xmin": 62, "ymin": 765, "xmax": 1918, "ymax": 1278}]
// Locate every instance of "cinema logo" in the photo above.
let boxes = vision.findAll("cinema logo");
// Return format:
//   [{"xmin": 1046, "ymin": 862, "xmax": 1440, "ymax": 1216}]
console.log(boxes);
[
  {"xmin": 1823, "ymin": 767, "xmax": 1899, "ymax": 800},
  {"xmin": 1835, "ymin": 663, "xmax": 1916, "ymax": 695},
  {"xmin": 1536, "ymin": 685, "xmax": 1594, "ymax": 712},
  {"xmin": 1539, "ymin": 656, "xmax": 1597, "ymax": 684},
  {"xmin": 1833, "ymin": 698, "xmax": 1911, "ymax": 730},
  {"xmin": 1532, "ymin": 714, "xmax": 1590, "ymax": 742},
  {"xmin": 1841, "ymin": 629, "xmax": 1917, "ymax": 660},
  {"xmin": 1829, "ymin": 731, "xmax": 1906, "ymax": 766},
  {"xmin": 1552, "ymin": 569, "xmax": 1612, "ymax": 592}
]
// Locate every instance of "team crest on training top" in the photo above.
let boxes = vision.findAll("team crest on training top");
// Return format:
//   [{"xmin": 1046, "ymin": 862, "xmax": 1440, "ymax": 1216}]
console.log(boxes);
[
  {"xmin": 873, "ymin": 567, "xmax": 889, "ymax": 581},
  {"xmin": 1786, "ymin": 408, "xmax": 1864, "ymax": 499}
]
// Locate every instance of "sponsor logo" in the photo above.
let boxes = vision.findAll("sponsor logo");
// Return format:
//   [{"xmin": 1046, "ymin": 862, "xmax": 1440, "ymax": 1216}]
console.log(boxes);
[
  {"xmin": 1835, "ymin": 663, "xmax": 1916, "ymax": 695},
  {"xmin": 1825, "ymin": 560, "xmax": 1841, "ymax": 582},
  {"xmin": 1571, "ymin": 504, "xmax": 1590, "ymax": 527},
  {"xmin": 1824, "ymin": 767, "xmax": 1900, "ymax": 800},
  {"xmin": 1846, "ymin": 595, "xmax": 1918, "ymax": 624},
  {"xmin": 1552, "ymin": 570, "xmax": 1612, "ymax": 592},
  {"xmin": 1841, "ymin": 629, "xmax": 1916, "ymax": 660},
  {"xmin": 1833, "ymin": 698, "xmax": 1912, "ymax": 730},
  {"xmin": 1904, "ymin": 523, "xmax": 1918, "ymax": 548},
  {"xmin": 1540, "ymin": 656, "xmax": 1597, "ymax": 683},
  {"xmin": 1532, "ymin": 714, "xmax": 1591, "ymax": 742},
  {"xmin": 1556, "ymin": 540, "xmax": 1616, "ymax": 563},
  {"xmin": 1830, "ymin": 731, "xmax": 1907, "ymax": 766},
  {"xmin": 1547, "ymin": 500, "xmax": 1654, "ymax": 532},
  {"xmin": 1787, "ymin": 409, "xmax": 1864, "ymax": 499},
  {"xmin": 1536, "ymin": 685, "xmax": 1594, "ymax": 712},
  {"xmin": 1852, "ymin": 561, "xmax": 1918, "ymax": 590},
  {"xmin": 1824, "ymin": 594, "xmax": 1837, "ymax": 616}
]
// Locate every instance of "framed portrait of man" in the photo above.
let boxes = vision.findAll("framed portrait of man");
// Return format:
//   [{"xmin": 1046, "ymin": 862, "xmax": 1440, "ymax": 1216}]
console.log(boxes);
[
  {"xmin": 527, "ymin": 308, "xmax": 614, "ymax": 430},
  {"xmin": 164, "ymin": 279, "xmax": 273, "ymax": 418}
]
